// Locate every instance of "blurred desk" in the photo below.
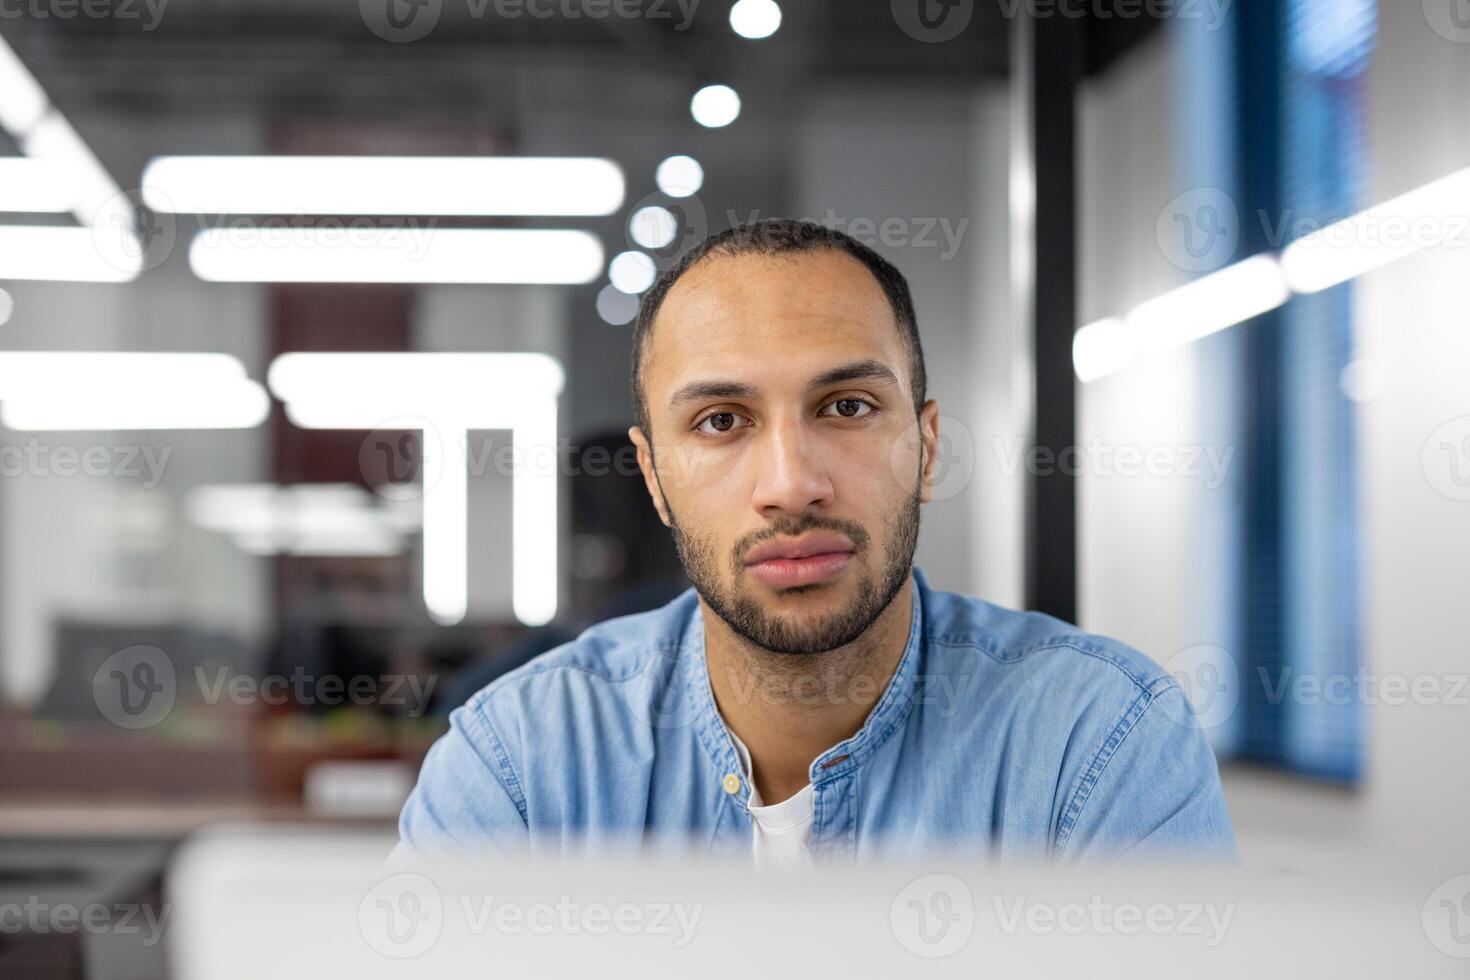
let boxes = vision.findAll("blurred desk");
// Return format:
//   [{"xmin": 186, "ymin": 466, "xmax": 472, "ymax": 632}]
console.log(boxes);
[{"xmin": 0, "ymin": 797, "xmax": 396, "ymax": 841}]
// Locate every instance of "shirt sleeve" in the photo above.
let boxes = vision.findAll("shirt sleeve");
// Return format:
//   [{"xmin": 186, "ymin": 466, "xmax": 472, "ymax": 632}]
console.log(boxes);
[
  {"xmin": 1056, "ymin": 683, "xmax": 1239, "ymax": 864},
  {"xmin": 392, "ymin": 700, "xmax": 530, "ymax": 861}
]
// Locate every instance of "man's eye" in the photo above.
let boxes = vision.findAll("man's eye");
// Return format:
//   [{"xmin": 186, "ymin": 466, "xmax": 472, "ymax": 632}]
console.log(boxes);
[
  {"xmin": 695, "ymin": 412, "xmax": 748, "ymax": 435},
  {"xmin": 820, "ymin": 398, "xmax": 876, "ymax": 419}
]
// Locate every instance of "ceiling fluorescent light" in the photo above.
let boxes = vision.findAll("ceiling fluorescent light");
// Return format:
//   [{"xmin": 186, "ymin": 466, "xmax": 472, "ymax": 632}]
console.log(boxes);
[
  {"xmin": 1282, "ymin": 166, "xmax": 1470, "ymax": 294},
  {"xmin": 21, "ymin": 114, "xmax": 130, "ymax": 228},
  {"xmin": 1125, "ymin": 254, "xmax": 1290, "ymax": 351},
  {"xmin": 142, "ymin": 156, "xmax": 626, "ymax": 217},
  {"xmin": 1071, "ymin": 318, "xmax": 1129, "ymax": 385},
  {"xmin": 0, "ymin": 34, "xmax": 142, "ymax": 272},
  {"xmin": 0, "ymin": 352, "xmax": 267, "ymax": 430},
  {"xmin": 0, "ymin": 226, "xmax": 141, "ymax": 282},
  {"xmin": 0, "ymin": 158, "xmax": 74, "ymax": 212},
  {"xmin": 1073, "ymin": 255, "xmax": 1290, "ymax": 382},
  {"xmin": 0, "ymin": 351, "xmax": 245, "ymax": 391},
  {"xmin": 0, "ymin": 33, "xmax": 49, "ymax": 137},
  {"xmin": 0, "ymin": 382, "xmax": 268, "ymax": 431},
  {"xmin": 189, "ymin": 227, "xmax": 603, "ymax": 285},
  {"xmin": 267, "ymin": 352, "xmax": 565, "ymax": 628}
]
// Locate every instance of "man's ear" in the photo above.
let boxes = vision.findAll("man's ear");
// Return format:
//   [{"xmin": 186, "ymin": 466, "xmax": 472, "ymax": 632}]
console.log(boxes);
[
  {"xmin": 628, "ymin": 424, "xmax": 673, "ymax": 527},
  {"xmin": 916, "ymin": 400, "xmax": 941, "ymax": 504}
]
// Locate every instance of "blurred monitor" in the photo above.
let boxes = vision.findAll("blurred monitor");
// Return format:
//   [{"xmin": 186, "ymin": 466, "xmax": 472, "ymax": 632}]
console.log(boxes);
[
  {"xmin": 34, "ymin": 620, "xmax": 188, "ymax": 727},
  {"xmin": 168, "ymin": 830, "xmax": 1463, "ymax": 980}
]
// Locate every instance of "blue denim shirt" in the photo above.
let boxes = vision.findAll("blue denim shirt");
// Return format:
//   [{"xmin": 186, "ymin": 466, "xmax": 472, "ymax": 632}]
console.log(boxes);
[{"xmin": 397, "ymin": 567, "xmax": 1236, "ymax": 864}]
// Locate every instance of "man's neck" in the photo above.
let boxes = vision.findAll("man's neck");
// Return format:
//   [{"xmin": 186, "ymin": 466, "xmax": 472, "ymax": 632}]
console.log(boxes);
[{"xmin": 701, "ymin": 573, "xmax": 914, "ymax": 805}]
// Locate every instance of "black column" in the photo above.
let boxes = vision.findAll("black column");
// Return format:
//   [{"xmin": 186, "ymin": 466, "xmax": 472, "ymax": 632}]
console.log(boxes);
[{"xmin": 1012, "ymin": 10, "xmax": 1080, "ymax": 623}]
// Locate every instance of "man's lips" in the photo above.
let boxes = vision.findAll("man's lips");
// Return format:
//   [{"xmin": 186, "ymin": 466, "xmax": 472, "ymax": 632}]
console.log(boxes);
[{"xmin": 743, "ymin": 532, "xmax": 856, "ymax": 588}]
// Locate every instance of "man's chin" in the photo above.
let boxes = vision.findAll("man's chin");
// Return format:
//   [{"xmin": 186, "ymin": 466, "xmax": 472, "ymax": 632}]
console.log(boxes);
[{"xmin": 724, "ymin": 588, "xmax": 878, "ymax": 655}]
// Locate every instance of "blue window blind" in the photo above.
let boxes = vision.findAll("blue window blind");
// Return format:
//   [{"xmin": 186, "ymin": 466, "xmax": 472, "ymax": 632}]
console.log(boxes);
[
  {"xmin": 1274, "ymin": 0, "xmax": 1373, "ymax": 780},
  {"xmin": 1176, "ymin": 0, "xmax": 1370, "ymax": 781}
]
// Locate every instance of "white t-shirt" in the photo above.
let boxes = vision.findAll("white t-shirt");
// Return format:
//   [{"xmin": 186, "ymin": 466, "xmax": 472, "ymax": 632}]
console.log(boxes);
[{"xmin": 728, "ymin": 729, "xmax": 816, "ymax": 870}]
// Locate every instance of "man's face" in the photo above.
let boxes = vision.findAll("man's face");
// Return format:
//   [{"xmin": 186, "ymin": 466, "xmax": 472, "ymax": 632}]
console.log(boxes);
[{"xmin": 629, "ymin": 248, "xmax": 941, "ymax": 655}]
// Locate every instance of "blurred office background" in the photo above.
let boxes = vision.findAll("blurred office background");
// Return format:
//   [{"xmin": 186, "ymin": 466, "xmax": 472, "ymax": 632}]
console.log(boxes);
[{"xmin": 0, "ymin": 0, "xmax": 1468, "ymax": 975}]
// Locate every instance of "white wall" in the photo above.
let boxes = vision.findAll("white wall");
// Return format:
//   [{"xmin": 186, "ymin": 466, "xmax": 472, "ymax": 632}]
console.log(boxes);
[{"xmin": 1349, "ymin": 0, "xmax": 1470, "ymax": 868}]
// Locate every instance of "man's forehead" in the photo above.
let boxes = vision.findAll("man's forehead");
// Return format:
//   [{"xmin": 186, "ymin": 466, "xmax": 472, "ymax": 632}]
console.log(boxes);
[{"xmin": 646, "ymin": 249, "xmax": 904, "ymax": 378}]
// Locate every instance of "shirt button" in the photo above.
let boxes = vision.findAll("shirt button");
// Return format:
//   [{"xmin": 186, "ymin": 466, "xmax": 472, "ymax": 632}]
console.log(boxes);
[{"xmin": 722, "ymin": 773, "xmax": 741, "ymax": 795}]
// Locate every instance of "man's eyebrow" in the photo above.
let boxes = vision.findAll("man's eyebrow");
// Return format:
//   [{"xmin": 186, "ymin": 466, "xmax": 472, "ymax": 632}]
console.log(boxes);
[
  {"xmin": 667, "ymin": 380, "xmax": 759, "ymax": 408},
  {"xmin": 808, "ymin": 359, "xmax": 901, "ymax": 390},
  {"xmin": 667, "ymin": 360, "xmax": 902, "ymax": 409}
]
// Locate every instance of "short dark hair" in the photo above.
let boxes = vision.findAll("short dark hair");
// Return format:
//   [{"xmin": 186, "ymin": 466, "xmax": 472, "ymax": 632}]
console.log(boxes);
[{"xmin": 630, "ymin": 218, "xmax": 927, "ymax": 438}]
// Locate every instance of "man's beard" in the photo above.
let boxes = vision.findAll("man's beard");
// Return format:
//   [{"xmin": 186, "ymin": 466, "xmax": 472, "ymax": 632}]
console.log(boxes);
[{"xmin": 664, "ymin": 485, "xmax": 921, "ymax": 656}]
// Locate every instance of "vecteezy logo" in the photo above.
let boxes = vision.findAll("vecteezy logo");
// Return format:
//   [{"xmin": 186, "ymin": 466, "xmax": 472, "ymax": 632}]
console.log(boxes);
[
  {"xmin": 359, "ymin": 416, "xmax": 443, "ymax": 503},
  {"xmin": 1156, "ymin": 188, "xmax": 1239, "ymax": 273},
  {"xmin": 889, "ymin": 415, "xmax": 974, "ymax": 502},
  {"xmin": 625, "ymin": 188, "xmax": 709, "ymax": 259},
  {"xmin": 1423, "ymin": 416, "xmax": 1470, "ymax": 502},
  {"xmin": 1161, "ymin": 644, "xmax": 1238, "ymax": 733},
  {"xmin": 890, "ymin": 873, "xmax": 974, "ymax": 958},
  {"xmin": 382, "ymin": 434, "xmax": 419, "ymax": 482},
  {"xmin": 1422, "ymin": 875, "xmax": 1470, "ymax": 958},
  {"xmin": 93, "ymin": 645, "xmax": 177, "ymax": 730},
  {"xmin": 891, "ymin": 0, "xmax": 973, "ymax": 43},
  {"xmin": 91, "ymin": 189, "xmax": 177, "ymax": 275},
  {"xmin": 359, "ymin": 873, "xmax": 443, "ymax": 958},
  {"xmin": 1424, "ymin": 0, "xmax": 1470, "ymax": 44},
  {"xmin": 360, "ymin": 0, "xmax": 442, "ymax": 42}
]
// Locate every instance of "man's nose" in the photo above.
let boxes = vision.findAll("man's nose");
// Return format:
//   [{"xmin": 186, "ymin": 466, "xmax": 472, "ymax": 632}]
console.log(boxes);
[{"xmin": 750, "ymin": 415, "xmax": 835, "ymax": 517}]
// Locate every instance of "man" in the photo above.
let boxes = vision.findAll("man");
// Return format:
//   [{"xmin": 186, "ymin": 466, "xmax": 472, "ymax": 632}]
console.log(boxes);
[{"xmin": 396, "ymin": 219, "xmax": 1236, "ymax": 867}]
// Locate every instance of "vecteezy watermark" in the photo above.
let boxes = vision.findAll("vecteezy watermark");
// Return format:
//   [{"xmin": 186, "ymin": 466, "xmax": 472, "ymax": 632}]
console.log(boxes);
[
  {"xmin": 1162, "ymin": 643, "xmax": 1470, "ymax": 732},
  {"xmin": 1157, "ymin": 187, "xmax": 1241, "ymax": 273},
  {"xmin": 992, "ymin": 437, "xmax": 1237, "ymax": 489},
  {"xmin": 722, "ymin": 669, "xmax": 980, "ymax": 718},
  {"xmin": 360, "ymin": 428, "xmax": 651, "ymax": 501},
  {"xmin": 0, "ymin": 0, "xmax": 168, "ymax": 29},
  {"xmin": 93, "ymin": 188, "xmax": 178, "ymax": 275},
  {"xmin": 1423, "ymin": 0, "xmax": 1470, "ymax": 45},
  {"xmin": 893, "ymin": 0, "xmax": 1229, "ymax": 43},
  {"xmin": 886, "ymin": 414, "xmax": 976, "ymax": 502},
  {"xmin": 991, "ymin": 895, "xmax": 1235, "ymax": 947},
  {"xmin": 625, "ymin": 189, "xmax": 709, "ymax": 260},
  {"xmin": 191, "ymin": 215, "xmax": 438, "ymax": 260},
  {"xmin": 727, "ymin": 208, "xmax": 971, "ymax": 261},
  {"xmin": 359, "ymin": 0, "xmax": 700, "ymax": 43},
  {"xmin": 891, "ymin": 0, "xmax": 973, "ymax": 43},
  {"xmin": 93, "ymin": 645, "xmax": 177, "ymax": 730},
  {"xmin": 1423, "ymin": 874, "xmax": 1470, "ymax": 958},
  {"xmin": 1423, "ymin": 415, "xmax": 1470, "ymax": 502},
  {"xmin": 360, "ymin": 874, "xmax": 443, "ymax": 958},
  {"xmin": 358, "ymin": 873, "xmax": 704, "ymax": 959},
  {"xmin": 0, "ymin": 440, "xmax": 171, "ymax": 488},
  {"xmin": 195, "ymin": 666, "xmax": 437, "ymax": 716},
  {"xmin": 1157, "ymin": 188, "xmax": 1470, "ymax": 272},
  {"xmin": 0, "ymin": 898, "xmax": 171, "ymax": 947},
  {"xmin": 89, "ymin": 197, "xmax": 439, "ymax": 275},
  {"xmin": 890, "ymin": 873, "xmax": 976, "ymax": 958},
  {"xmin": 1162, "ymin": 644, "xmax": 1240, "ymax": 733},
  {"xmin": 890, "ymin": 875, "xmax": 1236, "ymax": 958},
  {"xmin": 92, "ymin": 647, "xmax": 438, "ymax": 729},
  {"xmin": 1256, "ymin": 666, "xmax": 1470, "ymax": 708}
]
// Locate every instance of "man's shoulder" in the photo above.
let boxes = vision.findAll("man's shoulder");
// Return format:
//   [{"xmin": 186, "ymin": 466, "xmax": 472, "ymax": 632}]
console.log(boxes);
[
  {"xmin": 461, "ymin": 588, "xmax": 699, "ymax": 718},
  {"xmin": 919, "ymin": 575, "xmax": 1179, "ymax": 700}
]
